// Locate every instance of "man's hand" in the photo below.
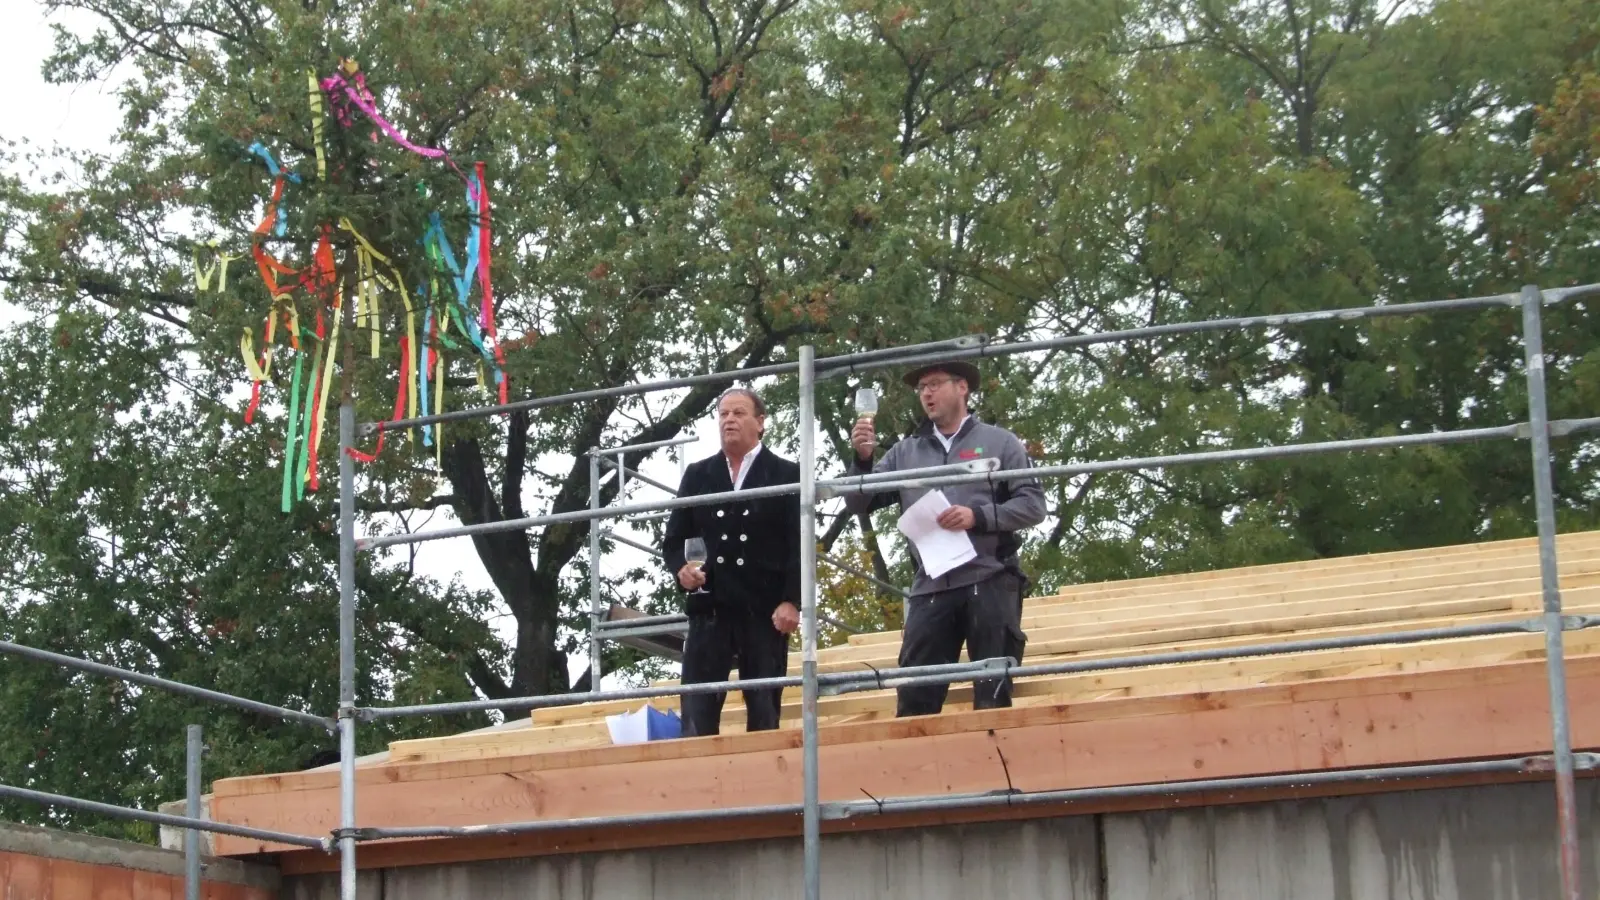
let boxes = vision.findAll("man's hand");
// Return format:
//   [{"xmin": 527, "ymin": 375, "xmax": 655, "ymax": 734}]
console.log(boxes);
[
  {"xmin": 850, "ymin": 417, "xmax": 878, "ymax": 461},
  {"xmin": 771, "ymin": 601, "xmax": 801, "ymax": 634},
  {"xmin": 677, "ymin": 564, "xmax": 707, "ymax": 590},
  {"xmin": 936, "ymin": 505, "xmax": 976, "ymax": 531}
]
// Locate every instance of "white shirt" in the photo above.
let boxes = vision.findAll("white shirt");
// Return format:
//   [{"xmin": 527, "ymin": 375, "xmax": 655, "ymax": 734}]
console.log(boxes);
[
  {"xmin": 727, "ymin": 443, "xmax": 763, "ymax": 490},
  {"xmin": 934, "ymin": 416, "xmax": 971, "ymax": 454}
]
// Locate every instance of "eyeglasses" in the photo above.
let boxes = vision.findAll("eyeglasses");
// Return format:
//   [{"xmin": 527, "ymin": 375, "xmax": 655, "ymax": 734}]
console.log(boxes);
[{"xmin": 912, "ymin": 377, "xmax": 957, "ymax": 395}]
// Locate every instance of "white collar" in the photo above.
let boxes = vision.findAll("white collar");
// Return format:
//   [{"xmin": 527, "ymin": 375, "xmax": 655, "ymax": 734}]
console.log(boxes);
[
  {"xmin": 934, "ymin": 416, "xmax": 971, "ymax": 452},
  {"xmin": 726, "ymin": 443, "xmax": 763, "ymax": 490}
]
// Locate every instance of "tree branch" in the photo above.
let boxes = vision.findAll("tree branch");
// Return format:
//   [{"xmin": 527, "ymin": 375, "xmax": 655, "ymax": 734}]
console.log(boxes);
[{"xmin": 358, "ymin": 494, "xmax": 459, "ymax": 515}]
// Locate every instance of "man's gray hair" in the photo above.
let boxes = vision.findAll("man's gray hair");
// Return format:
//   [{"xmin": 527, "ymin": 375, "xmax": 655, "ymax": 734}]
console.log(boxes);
[{"xmin": 716, "ymin": 387, "xmax": 767, "ymax": 417}]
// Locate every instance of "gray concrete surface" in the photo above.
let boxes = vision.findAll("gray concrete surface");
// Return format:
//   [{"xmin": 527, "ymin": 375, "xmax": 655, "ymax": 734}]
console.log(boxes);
[
  {"xmin": 158, "ymin": 794, "xmax": 214, "ymax": 852},
  {"xmin": 0, "ymin": 820, "xmax": 279, "ymax": 890},
  {"xmin": 280, "ymin": 817, "xmax": 1103, "ymax": 900},
  {"xmin": 280, "ymin": 780, "xmax": 1600, "ymax": 899},
  {"xmin": 1107, "ymin": 780, "xmax": 1600, "ymax": 900}
]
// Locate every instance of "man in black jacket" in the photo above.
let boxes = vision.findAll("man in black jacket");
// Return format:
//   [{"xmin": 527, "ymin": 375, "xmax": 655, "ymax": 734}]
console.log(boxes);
[{"xmin": 663, "ymin": 388, "xmax": 801, "ymax": 737}]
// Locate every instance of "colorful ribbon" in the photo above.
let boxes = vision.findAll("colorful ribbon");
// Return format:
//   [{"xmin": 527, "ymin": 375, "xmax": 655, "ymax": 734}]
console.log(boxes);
[
  {"xmin": 280, "ymin": 351, "xmax": 306, "ymax": 512},
  {"xmin": 472, "ymin": 162, "xmax": 509, "ymax": 403},
  {"xmin": 307, "ymin": 70, "xmax": 327, "ymax": 182},
  {"xmin": 320, "ymin": 60, "xmax": 465, "ymax": 179},
  {"xmin": 337, "ymin": 218, "xmax": 421, "ymax": 449},
  {"xmin": 347, "ymin": 336, "xmax": 411, "ymax": 464},
  {"xmin": 193, "ymin": 242, "xmax": 239, "ymax": 293},
  {"xmin": 422, "ymin": 180, "xmax": 506, "ymax": 401},
  {"xmin": 419, "ymin": 305, "xmax": 436, "ymax": 447}
]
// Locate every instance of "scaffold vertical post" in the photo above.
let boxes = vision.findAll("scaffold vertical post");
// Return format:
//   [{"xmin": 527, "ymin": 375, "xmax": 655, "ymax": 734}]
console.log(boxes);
[
  {"xmin": 184, "ymin": 724, "xmax": 202, "ymax": 900},
  {"xmin": 589, "ymin": 447, "xmax": 604, "ymax": 685},
  {"xmin": 799, "ymin": 344, "xmax": 821, "ymax": 900},
  {"xmin": 337, "ymin": 401, "xmax": 358, "ymax": 900},
  {"xmin": 1521, "ymin": 283, "xmax": 1582, "ymax": 900}
]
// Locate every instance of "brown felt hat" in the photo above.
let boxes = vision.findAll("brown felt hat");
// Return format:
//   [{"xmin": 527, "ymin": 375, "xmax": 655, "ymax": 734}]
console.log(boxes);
[{"xmin": 901, "ymin": 359, "xmax": 981, "ymax": 390}]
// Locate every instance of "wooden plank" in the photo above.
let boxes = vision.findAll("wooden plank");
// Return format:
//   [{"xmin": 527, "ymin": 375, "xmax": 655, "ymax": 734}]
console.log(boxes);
[
  {"xmin": 1050, "ymin": 531, "xmax": 1600, "ymax": 598},
  {"xmin": 1042, "ymin": 535, "xmax": 1600, "ymax": 604},
  {"xmin": 210, "ymin": 653, "xmax": 1600, "ymax": 857},
  {"xmin": 840, "ymin": 535, "xmax": 1600, "ymax": 645},
  {"xmin": 539, "ymin": 621, "xmax": 1600, "ymax": 743},
  {"xmin": 848, "ymin": 562, "xmax": 1600, "ymax": 649},
  {"xmin": 539, "ymin": 585, "xmax": 1600, "ymax": 734},
  {"xmin": 222, "ymin": 652, "xmax": 1600, "ymax": 803},
  {"xmin": 276, "ymin": 766, "xmax": 1598, "ymax": 875},
  {"xmin": 1016, "ymin": 551, "xmax": 1600, "ymax": 620},
  {"xmin": 529, "ymin": 588, "xmax": 1598, "ymax": 729},
  {"xmin": 817, "ymin": 586, "xmax": 1599, "ymax": 668}
]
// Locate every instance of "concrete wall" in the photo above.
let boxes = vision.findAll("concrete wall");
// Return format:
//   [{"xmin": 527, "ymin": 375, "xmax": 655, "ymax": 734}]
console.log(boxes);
[
  {"xmin": 1106, "ymin": 780, "xmax": 1600, "ymax": 899},
  {"xmin": 281, "ymin": 780, "xmax": 1600, "ymax": 900},
  {"xmin": 0, "ymin": 821, "xmax": 279, "ymax": 899}
]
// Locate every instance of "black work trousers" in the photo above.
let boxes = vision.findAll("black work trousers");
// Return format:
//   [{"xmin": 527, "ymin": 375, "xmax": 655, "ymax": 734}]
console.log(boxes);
[
  {"xmin": 897, "ymin": 572, "xmax": 1027, "ymax": 717},
  {"xmin": 680, "ymin": 607, "xmax": 790, "ymax": 737}
]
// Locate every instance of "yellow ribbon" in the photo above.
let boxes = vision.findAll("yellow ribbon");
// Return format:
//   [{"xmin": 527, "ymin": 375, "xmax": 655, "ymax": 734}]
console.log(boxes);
[
  {"xmin": 274, "ymin": 295, "xmax": 298, "ymax": 351},
  {"xmin": 216, "ymin": 253, "xmax": 238, "ymax": 292},
  {"xmin": 357, "ymin": 244, "xmax": 380, "ymax": 358},
  {"xmin": 337, "ymin": 217, "xmax": 419, "ymax": 427},
  {"xmin": 195, "ymin": 248, "xmax": 218, "ymax": 292},
  {"xmin": 434, "ymin": 352, "xmax": 445, "ymax": 468},
  {"xmin": 306, "ymin": 290, "xmax": 344, "ymax": 479},
  {"xmin": 194, "ymin": 242, "xmax": 240, "ymax": 293},
  {"xmin": 240, "ymin": 328, "xmax": 269, "ymax": 381},
  {"xmin": 308, "ymin": 70, "xmax": 327, "ymax": 182},
  {"xmin": 300, "ymin": 338, "xmax": 325, "ymax": 488}
]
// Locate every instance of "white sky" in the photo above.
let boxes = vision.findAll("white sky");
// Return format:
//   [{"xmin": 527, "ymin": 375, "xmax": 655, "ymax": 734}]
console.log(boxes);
[{"xmin": 0, "ymin": 4, "xmax": 121, "ymax": 158}]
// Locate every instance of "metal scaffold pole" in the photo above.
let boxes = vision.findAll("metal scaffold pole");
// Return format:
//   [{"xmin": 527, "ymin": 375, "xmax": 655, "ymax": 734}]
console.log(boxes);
[
  {"xmin": 184, "ymin": 724, "xmax": 202, "ymax": 900},
  {"xmin": 337, "ymin": 400, "xmax": 358, "ymax": 900},
  {"xmin": 1520, "ymin": 284, "xmax": 1583, "ymax": 900},
  {"xmin": 589, "ymin": 447, "xmax": 604, "ymax": 686},
  {"xmin": 798, "ymin": 344, "xmax": 822, "ymax": 900}
]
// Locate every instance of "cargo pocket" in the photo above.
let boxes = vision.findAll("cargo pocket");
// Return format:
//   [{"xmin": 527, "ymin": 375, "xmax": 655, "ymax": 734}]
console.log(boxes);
[
  {"xmin": 1004, "ymin": 571, "xmax": 1028, "ymax": 664},
  {"xmin": 1005, "ymin": 621, "xmax": 1028, "ymax": 665}
]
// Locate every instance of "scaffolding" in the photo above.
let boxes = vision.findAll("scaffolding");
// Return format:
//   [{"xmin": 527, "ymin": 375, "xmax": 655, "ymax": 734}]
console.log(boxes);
[{"xmin": 1, "ymin": 283, "xmax": 1598, "ymax": 900}]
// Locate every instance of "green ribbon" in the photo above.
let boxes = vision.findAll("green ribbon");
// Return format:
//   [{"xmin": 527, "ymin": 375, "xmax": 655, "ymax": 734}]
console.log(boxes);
[
  {"xmin": 280, "ymin": 352, "xmax": 306, "ymax": 513},
  {"xmin": 296, "ymin": 341, "xmax": 325, "ymax": 502}
]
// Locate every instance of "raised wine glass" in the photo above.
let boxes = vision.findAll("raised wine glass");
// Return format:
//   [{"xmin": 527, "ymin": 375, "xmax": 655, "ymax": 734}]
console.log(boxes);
[{"xmin": 683, "ymin": 537, "xmax": 710, "ymax": 595}]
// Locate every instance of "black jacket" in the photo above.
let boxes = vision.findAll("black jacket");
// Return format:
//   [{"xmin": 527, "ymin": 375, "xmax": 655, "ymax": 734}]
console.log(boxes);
[{"xmin": 662, "ymin": 447, "xmax": 801, "ymax": 617}]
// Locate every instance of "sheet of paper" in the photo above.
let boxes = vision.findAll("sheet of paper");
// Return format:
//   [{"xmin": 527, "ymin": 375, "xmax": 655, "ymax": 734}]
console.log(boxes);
[
  {"xmin": 896, "ymin": 489, "xmax": 977, "ymax": 579},
  {"xmin": 606, "ymin": 705, "xmax": 651, "ymax": 745}
]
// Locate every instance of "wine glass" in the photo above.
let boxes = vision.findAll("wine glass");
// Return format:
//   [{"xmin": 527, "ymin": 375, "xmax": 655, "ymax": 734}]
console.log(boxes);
[
  {"xmin": 854, "ymin": 387, "xmax": 879, "ymax": 424},
  {"xmin": 683, "ymin": 537, "xmax": 710, "ymax": 594}
]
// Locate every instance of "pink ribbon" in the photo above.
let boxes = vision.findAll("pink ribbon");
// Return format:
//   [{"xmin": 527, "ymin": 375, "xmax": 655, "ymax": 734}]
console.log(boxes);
[{"xmin": 321, "ymin": 68, "xmax": 465, "ymax": 179}]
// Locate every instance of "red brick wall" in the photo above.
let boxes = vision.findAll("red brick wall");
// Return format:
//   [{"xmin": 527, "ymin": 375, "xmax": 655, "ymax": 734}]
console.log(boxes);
[{"xmin": 0, "ymin": 850, "xmax": 274, "ymax": 900}]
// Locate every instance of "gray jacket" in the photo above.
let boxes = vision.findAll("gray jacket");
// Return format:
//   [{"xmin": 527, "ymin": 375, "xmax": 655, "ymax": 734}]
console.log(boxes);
[{"xmin": 844, "ymin": 415, "xmax": 1047, "ymax": 595}]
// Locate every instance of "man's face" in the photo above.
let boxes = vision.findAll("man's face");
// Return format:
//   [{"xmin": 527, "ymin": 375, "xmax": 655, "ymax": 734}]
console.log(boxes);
[
  {"xmin": 718, "ymin": 393, "xmax": 765, "ymax": 454},
  {"xmin": 915, "ymin": 371, "xmax": 969, "ymax": 423}
]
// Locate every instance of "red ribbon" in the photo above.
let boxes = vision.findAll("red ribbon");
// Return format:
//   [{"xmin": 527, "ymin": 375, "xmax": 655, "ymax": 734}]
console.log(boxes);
[{"xmin": 347, "ymin": 336, "xmax": 411, "ymax": 463}]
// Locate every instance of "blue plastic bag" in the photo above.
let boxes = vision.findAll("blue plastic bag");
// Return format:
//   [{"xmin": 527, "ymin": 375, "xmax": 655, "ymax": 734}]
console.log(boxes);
[{"xmin": 646, "ymin": 706, "xmax": 682, "ymax": 741}]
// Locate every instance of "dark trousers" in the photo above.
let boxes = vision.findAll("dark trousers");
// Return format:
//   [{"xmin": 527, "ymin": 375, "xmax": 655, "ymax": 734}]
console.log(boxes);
[
  {"xmin": 680, "ymin": 607, "xmax": 790, "ymax": 737},
  {"xmin": 897, "ymin": 572, "xmax": 1027, "ymax": 717}
]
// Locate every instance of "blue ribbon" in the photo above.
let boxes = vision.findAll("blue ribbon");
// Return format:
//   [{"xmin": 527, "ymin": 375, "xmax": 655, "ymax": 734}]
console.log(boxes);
[
  {"xmin": 424, "ymin": 201, "xmax": 501, "ymax": 386},
  {"xmin": 247, "ymin": 143, "xmax": 301, "ymax": 237},
  {"xmin": 419, "ymin": 304, "xmax": 435, "ymax": 447},
  {"xmin": 247, "ymin": 142, "xmax": 303, "ymax": 184}
]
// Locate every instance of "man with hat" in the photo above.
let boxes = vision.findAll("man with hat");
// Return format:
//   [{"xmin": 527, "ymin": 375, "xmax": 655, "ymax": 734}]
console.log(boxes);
[{"xmin": 846, "ymin": 359, "xmax": 1046, "ymax": 717}]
